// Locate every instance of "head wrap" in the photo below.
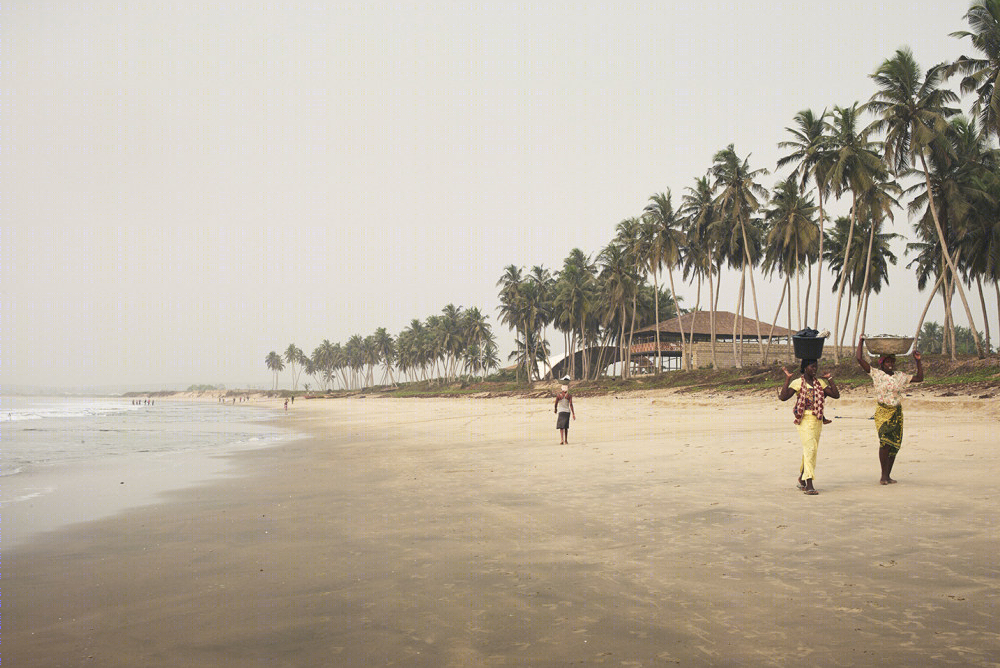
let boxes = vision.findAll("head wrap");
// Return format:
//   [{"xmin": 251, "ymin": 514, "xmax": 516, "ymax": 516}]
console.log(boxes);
[{"xmin": 878, "ymin": 354, "xmax": 895, "ymax": 369}]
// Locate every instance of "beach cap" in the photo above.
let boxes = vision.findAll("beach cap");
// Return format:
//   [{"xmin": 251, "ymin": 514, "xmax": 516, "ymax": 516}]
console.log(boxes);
[{"xmin": 561, "ymin": 375, "xmax": 571, "ymax": 381}]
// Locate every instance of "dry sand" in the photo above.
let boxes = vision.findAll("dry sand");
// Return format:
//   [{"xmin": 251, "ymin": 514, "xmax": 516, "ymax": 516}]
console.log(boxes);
[{"xmin": 5, "ymin": 389, "xmax": 1000, "ymax": 666}]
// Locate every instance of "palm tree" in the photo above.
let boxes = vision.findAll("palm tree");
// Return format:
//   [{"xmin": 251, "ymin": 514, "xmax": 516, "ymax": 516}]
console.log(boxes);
[
  {"xmin": 948, "ymin": 0, "xmax": 1000, "ymax": 141},
  {"xmin": 462, "ymin": 307, "xmax": 494, "ymax": 380},
  {"xmin": 283, "ymin": 344, "xmax": 304, "ymax": 391},
  {"xmin": 344, "ymin": 335, "xmax": 364, "ymax": 389},
  {"xmin": 527, "ymin": 266, "xmax": 555, "ymax": 379},
  {"xmin": 853, "ymin": 175, "xmax": 902, "ymax": 341},
  {"xmin": 598, "ymin": 241, "xmax": 638, "ymax": 378},
  {"xmin": 553, "ymin": 249, "xmax": 598, "ymax": 379},
  {"xmin": 945, "ymin": 117, "xmax": 999, "ymax": 352},
  {"xmin": 496, "ymin": 265, "xmax": 526, "ymax": 382},
  {"xmin": 265, "ymin": 351, "xmax": 284, "ymax": 390},
  {"xmin": 763, "ymin": 176, "xmax": 819, "ymax": 334},
  {"xmin": 615, "ymin": 217, "xmax": 646, "ymax": 377},
  {"xmin": 904, "ymin": 116, "xmax": 998, "ymax": 356},
  {"xmin": 311, "ymin": 340, "xmax": 336, "ymax": 391},
  {"xmin": 643, "ymin": 192, "xmax": 688, "ymax": 371},
  {"xmin": 361, "ymin": 335, "xmax": 379, "ymax": 388},
  {"xmin": 711, "ymin": 145, "xmax": 769, "ymax": 367},
  {"xmin": 437, "ymin": 304, "xmax": 466, "ymax": 381},
  {"xmin": 918, "ymin": 320, "xmax": 945, "ymax": 353},
  {"xmin": 868, "ymin": 47, "xmax": 985, "ymax": 357},
  {"xmin": 825, "ymin": 216, "xmax": 900, "ymax": 345},
  {"xmin": 373, "ymin": 328, "xmax": 397, "ymax": 387},
  {"xmin": 825, "ymin": 103, "xmax": 887, "ymax": 360},
  {"xmin": 777, "ymin": 109, "xmax": 833, "ymax": 328},
  {"xmin": 681, "ymin": 175, "xmax": 721, "ymax": 369}
]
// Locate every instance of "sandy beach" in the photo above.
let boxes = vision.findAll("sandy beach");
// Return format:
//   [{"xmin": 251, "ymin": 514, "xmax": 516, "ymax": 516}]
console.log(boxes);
[{"xmin": 5, "ymin": 389, "xmax": 1000, "ymax": 666}]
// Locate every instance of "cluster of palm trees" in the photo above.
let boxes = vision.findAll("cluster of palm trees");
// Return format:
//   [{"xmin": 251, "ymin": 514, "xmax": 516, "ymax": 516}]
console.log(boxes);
[
  {"xmin": 497, "ymin": 1, "xmax": 1000, "ymax": 372},
  {"xmin": 264, "ymin": 4, "xmax": 998, "ymax": 389},
  {"xmin": 265, "ymin": 305, "xmax": 499, "ymax": 392},
  {"xmin": 496, "ymin": 244, "xmax": 683, "ymax": 382}
]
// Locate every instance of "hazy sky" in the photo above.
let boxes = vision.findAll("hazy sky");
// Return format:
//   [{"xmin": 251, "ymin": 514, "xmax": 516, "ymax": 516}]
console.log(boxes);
[{"xmin": 3, "ymin": 1, "xmax": 990, "ymax": 389}]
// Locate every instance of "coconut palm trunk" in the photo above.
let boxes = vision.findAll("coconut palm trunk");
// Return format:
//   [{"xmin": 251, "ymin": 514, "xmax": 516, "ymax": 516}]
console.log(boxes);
[
  {"xmin": 912, "ymin": 272, "xmax": 946, "ymax": 346},
  {"xmin": 733, "ymin": 265, "xmax": 746, "ymax": 367},
  {"xmin": 855, "ymin": 217, "xmax": 879, "ymax": 341},
  {"xmin": 839, "ymin": 290, "xmax": 853, "ymax": 350},
  {"xmin": 832, "ymin": 193, "xmax": 858, "ymax": 362},
  {"xmin": 618, "ymin": 304, "xmax": 631, "ymax": 380},
  {"xmin": 627, "ymin": 294, "xmax": 638, "ymax": 378},
  {"xmin": 666, "ymin": 266, "xmax": 689, "ymax": 370},
  {"xmin": 763, "ymin": 278, "xmax": 789, "ymax": 363},
  {"xmin": 787, "ymin": 275, "xmax": 795, "ymax": 362},
  {"xmin": 652, "ymin": 270, "xmax": 662, "ymax": 373},
  {"xmin": 944, "ymin": 274, "xmax": 957, "ymax": 360},
  {"xmin": 813, "ymin": 189, "xmax": 827, "ymax": 329},
  {"xmin": 737, "ymin": 217, "xmax": 766, "ymax": 360},
  {"xmin": 709, "ymin": 256, "xmax": 718, "ymax": 370},
  {"xmin": 977, "ymin": 276, "xmax": 991, "ymax": 353}
]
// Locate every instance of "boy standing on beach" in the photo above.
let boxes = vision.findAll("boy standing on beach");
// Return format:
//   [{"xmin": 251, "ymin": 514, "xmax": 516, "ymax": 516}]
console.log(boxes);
[{"xmin": 554, "ymin": 375, "xmax": 576, "ymax": 444}]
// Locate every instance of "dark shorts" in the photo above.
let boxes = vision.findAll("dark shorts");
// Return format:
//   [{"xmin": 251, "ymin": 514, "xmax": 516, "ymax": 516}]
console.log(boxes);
[{"xmin": 557, "ymin": 411, "xmax": 571, "ymax": 430}]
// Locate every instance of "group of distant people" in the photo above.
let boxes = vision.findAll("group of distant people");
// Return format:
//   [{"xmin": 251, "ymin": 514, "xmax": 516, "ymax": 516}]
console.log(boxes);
[
  {"xmin": 779, "ymin": 335, "xmax": 925, "ymax": 495},
  {"xmin": 131, "ymin": 399, "xmax": 153, "ymax": 405},
  {"xmin": 220, "ymin": 395, "xmax": 253, "ymax": 404}
]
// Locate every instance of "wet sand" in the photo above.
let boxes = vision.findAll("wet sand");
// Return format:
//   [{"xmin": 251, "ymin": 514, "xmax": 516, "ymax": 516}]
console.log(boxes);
[{"xmin": 5, "ymin": 391, "xmax": 1000, "ymax": 666}]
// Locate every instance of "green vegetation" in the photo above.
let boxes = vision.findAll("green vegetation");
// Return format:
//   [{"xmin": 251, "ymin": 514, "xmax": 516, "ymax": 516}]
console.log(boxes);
[{"xmin": 186, "ymin": 384, "xmax": 225, "ymax": 392}]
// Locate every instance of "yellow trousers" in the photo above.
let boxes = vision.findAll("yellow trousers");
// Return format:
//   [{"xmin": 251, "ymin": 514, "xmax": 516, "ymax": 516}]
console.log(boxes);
[{"xmin": 796, "ymin": 413, "xmax": 823, "ymax": 480}]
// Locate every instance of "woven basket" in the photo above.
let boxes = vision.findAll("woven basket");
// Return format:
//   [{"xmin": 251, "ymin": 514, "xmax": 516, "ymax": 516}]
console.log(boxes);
[{"xmin": 864, "ymin": 336, "xmax": 914, "ymax": 356}]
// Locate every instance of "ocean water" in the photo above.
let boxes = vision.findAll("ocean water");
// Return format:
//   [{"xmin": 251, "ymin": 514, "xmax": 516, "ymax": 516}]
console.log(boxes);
[{"xmin": 1, "ymin": 396, "xmax": 294, "ymax": 548}]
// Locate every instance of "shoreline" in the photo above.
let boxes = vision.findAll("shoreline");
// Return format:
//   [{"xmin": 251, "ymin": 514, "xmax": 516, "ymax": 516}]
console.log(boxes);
[
  {"xmin": 5, "ymin": 394, "xmax": 1000, "ymax": 665},
  {"xmin": 1, "ymin": 399, "xmax": 298, "ymax": 549}
]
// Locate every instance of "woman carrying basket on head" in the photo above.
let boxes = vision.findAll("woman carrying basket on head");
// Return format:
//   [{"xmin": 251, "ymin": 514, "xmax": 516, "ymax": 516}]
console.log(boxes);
[
  {"xmin": 856, "ymin": 336, "xmax": 924, "ymax": 485},
  {"xmin": 778, "ymin": 358, "xmax": 840, "ymax": 495}
]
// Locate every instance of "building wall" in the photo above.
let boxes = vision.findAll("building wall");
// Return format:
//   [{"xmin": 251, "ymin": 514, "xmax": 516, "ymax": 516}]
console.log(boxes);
[{"xmin": 688, "ymin": 342, "xmax": 852, "ymax": 369}]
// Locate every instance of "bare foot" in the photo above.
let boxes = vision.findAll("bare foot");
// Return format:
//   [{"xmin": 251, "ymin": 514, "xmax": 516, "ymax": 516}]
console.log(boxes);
[
  {"xmin": 804, "ymin": 489, "xmax": 819, "ymax": 495},
  {"xmin": 880, "ymin": 479, "xmax": 890, "ymax": 485}
]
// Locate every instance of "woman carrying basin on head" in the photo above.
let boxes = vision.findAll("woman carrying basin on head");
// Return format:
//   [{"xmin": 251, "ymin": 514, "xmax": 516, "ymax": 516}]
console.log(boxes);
[
  {"xmin": 778, "ymin": 358, "xmax": 840, "ymax": 495},
  {"xmin": 856, "ymin": 336, "xmax": 924, "ymax": 485}
]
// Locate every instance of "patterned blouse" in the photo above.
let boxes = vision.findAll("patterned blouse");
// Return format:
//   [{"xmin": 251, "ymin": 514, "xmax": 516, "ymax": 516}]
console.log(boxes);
[
  {"xmin": 789, "ymin": 377, "xmax": 828, "ymax": 415},
  {"xmin": 869, "ymin": 368, "xmax": 912, "ymax": 406}
]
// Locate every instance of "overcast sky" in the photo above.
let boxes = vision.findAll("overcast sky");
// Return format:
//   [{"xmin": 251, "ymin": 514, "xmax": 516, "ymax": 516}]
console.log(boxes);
[{"xmin": 2, "ymin": 1, "xmax": 989, "ymax": 390}]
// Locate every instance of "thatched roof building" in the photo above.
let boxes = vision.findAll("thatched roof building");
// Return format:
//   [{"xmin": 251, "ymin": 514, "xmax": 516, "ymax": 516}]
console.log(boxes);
[{"xmin": 634, "ymin": 310, "xmax": 795, "ymax": 342}]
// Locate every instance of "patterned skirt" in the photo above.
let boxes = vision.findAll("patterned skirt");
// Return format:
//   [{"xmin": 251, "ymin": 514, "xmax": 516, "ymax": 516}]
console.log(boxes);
[{"xmin": 874, "ymin": 402, "xmax": 904, "ymax": 454}]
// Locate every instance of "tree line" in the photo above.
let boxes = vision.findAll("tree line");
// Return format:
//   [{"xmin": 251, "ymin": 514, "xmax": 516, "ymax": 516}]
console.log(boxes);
[
  {"xmin": 268, "ymin": 2, "xmax": 1000, "ymax": 388},
  {"xmin": 265, "ymin": 305, "xmax": 499, "ymax": 392},
  {"xmin": 501, "ymin": 2, "xmax": 1000, "ymax": 376}
]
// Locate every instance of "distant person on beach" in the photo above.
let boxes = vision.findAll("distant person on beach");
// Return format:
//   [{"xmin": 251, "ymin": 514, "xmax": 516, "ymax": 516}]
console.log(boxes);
[
  {"xmin": 284, "ymin": 399, "xmax": 288, "ymax": 411},
  {"xmin": 779, "ymin": 358, "xmax": 840, "ymax": 495},
  {"xmin": 856, "ymin": 336, "xmax": 924, "ymax": 485},
  {"xmin": 554, "ymin": 375, "xmax": 575, "ymax": 444}
]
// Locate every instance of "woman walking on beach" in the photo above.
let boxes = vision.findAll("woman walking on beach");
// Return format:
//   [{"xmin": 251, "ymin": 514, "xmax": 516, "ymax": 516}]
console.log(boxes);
[
  {"xmin": 856, "ymin": 336, "xmax": 924, "ymax": 485},
  {"xmin": 779, "ymin": 358, "xmax": 840, "ymax": 495},
  {"xmin": 554, "ymin": 376, "xmax": 575, "ymax": 444}
]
